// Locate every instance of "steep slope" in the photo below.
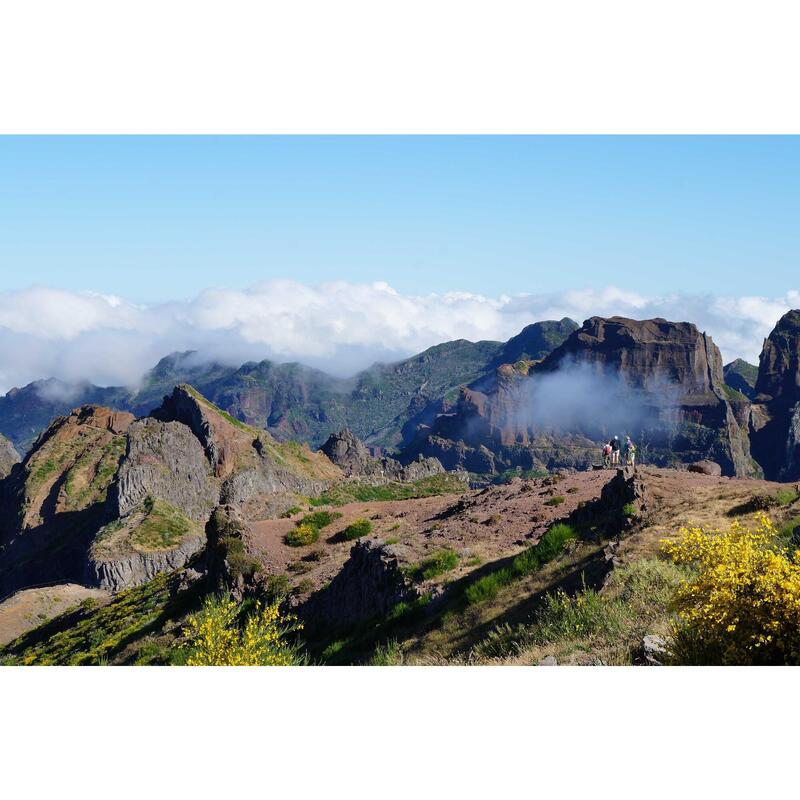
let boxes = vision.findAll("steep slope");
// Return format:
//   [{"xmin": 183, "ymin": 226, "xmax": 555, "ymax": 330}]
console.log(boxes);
[
  {"xmin": 750, "ymin": 309, "xmax": 800, "ymax": 480},
  {"xmin": 404, "ymin": 316, "xmax": 757, "ymax": 476},
  {"xmin": 0, "ymin": 406, "xmax": 134, "ymax": 595}
]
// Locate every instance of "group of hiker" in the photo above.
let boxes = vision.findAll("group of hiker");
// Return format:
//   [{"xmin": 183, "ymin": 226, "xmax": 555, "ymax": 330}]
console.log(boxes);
[{"xmin": 602, "ymin": 435, "xmax": 637, "ymax": 468}]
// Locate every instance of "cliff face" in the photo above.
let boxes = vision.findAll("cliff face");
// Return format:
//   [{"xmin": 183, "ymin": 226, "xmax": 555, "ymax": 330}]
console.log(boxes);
[
  {"xmin": 750, "ymin": 310, "xmax": 800, "ymax": 480},
  {"xmin": 0, "ymin": 406, "xmax": 134, "ymax": 595},
  {"xmin": 0, "ymin": 434, "xmax": 20, "ymax": 480},
  {"xmin": 405, "ymin": 317, "xmax": 757, "ymax": 477}
]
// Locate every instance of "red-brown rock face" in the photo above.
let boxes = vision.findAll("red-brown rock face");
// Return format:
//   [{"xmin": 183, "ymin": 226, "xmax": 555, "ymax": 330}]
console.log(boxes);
[
  {"xmin": 406, "ymin": 317, "xmax": 757, "ymax": 477},
  {"xmin": 750, "ymin": 310, "xmax": 800, "ymax": 480}
]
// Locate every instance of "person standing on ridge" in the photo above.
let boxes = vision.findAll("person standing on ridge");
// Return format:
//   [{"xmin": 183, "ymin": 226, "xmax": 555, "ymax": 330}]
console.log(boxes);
[
  {"xmin": 624, "ymin": 435, "xmax": 637, "ymax": 467},
  {"xmin": 610, "ymin": 435, "xmax": 620, "ymax": 466},
  {"xmin": 602, "ymin": 441, "xmax": 612, "ymax": 468}
]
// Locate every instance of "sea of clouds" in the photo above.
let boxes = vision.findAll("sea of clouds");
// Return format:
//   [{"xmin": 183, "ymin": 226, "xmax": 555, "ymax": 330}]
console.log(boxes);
[{"xmin": 0, "ymin": 280, "xmax": 797, "ymax": 394}]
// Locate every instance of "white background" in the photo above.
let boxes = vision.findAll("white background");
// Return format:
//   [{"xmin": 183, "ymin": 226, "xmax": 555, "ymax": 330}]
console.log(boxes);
[{"xmin": 1, "ymin": 1, "xmax": 800, "ymax": 797}]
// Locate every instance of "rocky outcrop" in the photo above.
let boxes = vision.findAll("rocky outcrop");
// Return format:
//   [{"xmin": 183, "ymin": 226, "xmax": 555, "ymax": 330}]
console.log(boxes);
[
  {"xmin": 488, "ymin": 318, "xmax": 579, "ymax": 369},
  {"xmin": 87, "ymin": 534, "xmax": 205, "ymax": 592},
  {"xmin": 154, "ymin": 385, "xmax": 338, "ymax": 512},
  {"xmin": 566, "ymin": 467, "xmax": 651, "ymax": 539},
  {"xmin": 403, "ymin": 317, "xmax": 757, "ymax": 477},
  {"xmin": 321, "ymin": 428, "xmax": 444, "ymax": 482},
  {"xmin": 320, "ymin": 428, "xmax": 373, "ymax": 475},
  {"xmin": 204, "ymin": 505, "xmax": 261, "ymax": 600},
  {"xmin": 0, "ymin": 434, "xmax": 20, "ymax": 480},
  {"xmin": 0, "ymin": 386, "xmax": 339, "ymax": 596},
  {"xmin": 688, "ymin": 460, "xmax": 722, "ymax": 476},
  {"xmin": 0, "ymin": 406, "xmax": 134, "ymax": 596},
  {"xmin": 303, "ymin": 538, "xmax": 418, "ymax": 630},
  {"xmin": 750, "ymin": 310, "xmax": 800, "ymax": 481},
  {"xmin": 111, "ymin": 418, "xmax": 217, "ymax": 522}
]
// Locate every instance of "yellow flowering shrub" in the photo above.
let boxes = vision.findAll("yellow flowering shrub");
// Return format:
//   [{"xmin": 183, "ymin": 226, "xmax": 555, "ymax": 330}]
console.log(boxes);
[
  {"xmin": 662, "ymin": 512, "xmax": 800, "ymax": 665},
  {"xmin": 185, "ymin": 596, "xmax": 303, "ymax": 666}
]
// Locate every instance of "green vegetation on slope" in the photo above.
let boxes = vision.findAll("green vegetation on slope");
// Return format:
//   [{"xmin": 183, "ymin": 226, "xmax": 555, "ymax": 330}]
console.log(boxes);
[
  {"xmin": 130, "ymin": 497, "xmax": 200, "ymax": 551},
  {"xmin": 410, "ymin": 549, "xmax": 459, "ymax": 581},
  {"xmin": 308, "ymin": 473, "xmax": 465, "ymax": 506},
  {"xmin": 464, "ymin": 523, "xmax": 577, "ymax": 605},
  {"xmin": 0, "ymin": 573, "xmax": 201, "ymax": 666},
  {"xmin": 473, "ymin": 559, "xmax": 685, "ymax": 663}
]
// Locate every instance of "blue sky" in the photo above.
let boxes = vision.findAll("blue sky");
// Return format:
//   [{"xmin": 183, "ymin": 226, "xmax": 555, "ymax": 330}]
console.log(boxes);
[
  {"xmin": 0, "ymin": 136, "xmax": 798, "ymax": 391},
  {"xmin": 1, "ymin": 135, "xmax": 798, "ymax": 301}
]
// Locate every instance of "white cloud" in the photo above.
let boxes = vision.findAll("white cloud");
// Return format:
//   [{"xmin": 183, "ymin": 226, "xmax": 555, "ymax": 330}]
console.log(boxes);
[{"xmin": 0, "ymin": 281, "xmax": 796, "ymax": 393}]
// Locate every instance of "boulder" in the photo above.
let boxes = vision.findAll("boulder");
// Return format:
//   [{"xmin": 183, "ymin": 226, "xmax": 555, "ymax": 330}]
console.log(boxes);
[
  {"xmin": 688, "ymin": 460, "xmax": 722, "ymax": 476},
  {"xmin": 303, "ymin": 538, "xmax": 417, "ymax": 630},
  {"xmin": 641, "ymin": 634, "xmax": 669, "ymax": 665},
  {"xmin": 320, "ymin": 428, "xmax": 445, "ymax": 483},
  {"xmin": 320, "ymin": 428, "xmax": 373, "ymax": 476}
]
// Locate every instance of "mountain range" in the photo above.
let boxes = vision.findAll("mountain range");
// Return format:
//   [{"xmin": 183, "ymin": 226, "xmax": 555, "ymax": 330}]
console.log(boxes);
[
  {"xmin": 3, "ymin": 308, "xmax": 800, "ymax": 666},
  {"xmin": 0, "ymin": 319, "xmax": 580, "ymax": 456}
]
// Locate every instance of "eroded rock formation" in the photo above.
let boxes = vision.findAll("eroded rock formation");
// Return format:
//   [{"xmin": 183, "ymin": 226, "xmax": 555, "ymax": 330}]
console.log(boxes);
[
  {"xmin": 320, "ymin": 428, "xmax": 444, "ymax": 482},
  {"xmin": 404, "ymin": 316, "xmax": 757, "ymax": 477}
]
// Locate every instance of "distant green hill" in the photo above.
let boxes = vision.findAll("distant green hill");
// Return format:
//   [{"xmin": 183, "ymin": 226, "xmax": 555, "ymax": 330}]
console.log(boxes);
[
  {"xmin": 0, "ymin": 321, "xmax": 578, "ymax": 456},
  {"xmin": 723, "ymin": 358, "xmax": 758, "ymax": 400}
]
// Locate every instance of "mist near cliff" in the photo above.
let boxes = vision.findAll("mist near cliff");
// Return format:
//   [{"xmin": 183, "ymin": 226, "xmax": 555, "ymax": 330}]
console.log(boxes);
[{"xmin": 515, "ymin": 361, "xmax": 681, "ymax": 440}]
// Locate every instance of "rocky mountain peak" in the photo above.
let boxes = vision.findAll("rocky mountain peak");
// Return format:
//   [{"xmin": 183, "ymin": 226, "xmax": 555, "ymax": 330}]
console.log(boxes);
[
  {"xmin": 754, "ymin": 309, "xmax": 800, "ymax": 403},
  {"xmin": 320, "ymin": 428, "xmax": 373, "ymax": 476}
]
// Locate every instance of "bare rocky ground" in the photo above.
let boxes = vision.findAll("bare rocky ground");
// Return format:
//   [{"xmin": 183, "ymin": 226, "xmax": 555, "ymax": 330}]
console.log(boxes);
[
  {"xmin": 248, "ymin": 466, "xmax": 795, "ymax": 603},
  {"xmin": 0, "ymin": 584, "xmax": 108, "ymax": 647},
  {"xmin": 3, "ymin": 463, "xmax": 797, "ymax": 664},
  {"xmin": 247, "ymin": 470, "xmax": 613, "ymax": 598}
]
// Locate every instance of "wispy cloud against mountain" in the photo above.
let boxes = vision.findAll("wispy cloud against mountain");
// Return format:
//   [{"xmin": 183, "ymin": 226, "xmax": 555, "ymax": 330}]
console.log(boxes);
[{"xmin": 0, "ymin": 281, "xmax": 797, "ymax": 392}]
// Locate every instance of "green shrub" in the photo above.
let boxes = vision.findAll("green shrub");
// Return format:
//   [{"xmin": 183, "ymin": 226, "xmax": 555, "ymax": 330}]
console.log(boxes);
[
  {"xmin": 545, "ymin": 495, "xmax": 565, "ymax": 506},
  {"xmin": 280, "ymin": 506, "xmax": 303, "ymax": 518},
  {"xmin": 370, "ymin": 640, "xmax": 404, "ymax": 666},
  {"xmin": 308, "ymin": 473, "xmax": 466, "ymax": 506},
  {"xmin": 464, "ymin": 569, "xmax": 513, "ymax": 605},
  {"xmin": 464, "ymin": 523, "xmax": 576, "ymax": 605},
  {"xmin": 775, "ymin": 488, "xmax": 799, "ymax": 506},
  {"xmin": 621, "ymin": 502, "xmax": 637, "ymax": 517},
  {"xmin": 414, "ymin": 549, "xmax": 459, "ymax": 581},
  {"xmin": 299, "ymin": 510, "xmax": 343, "ymax": 529},
  {"xmin": 285, "ymin": 523, "xmax": 319, "ymax": 547},
  {"xmin": 385, "ymin": 593, "xmax": 432, "ymax": 625},
  {"xmin": 263, "ymin": 574, "xmax": 290, "ymax": 602},
  {"xmin": 321, "ymin": 639, "xmax": 347, "ymax": 662},
  {"xmin": 341, "ymin": 518, "xmax": 372, "ymax": 541}
]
